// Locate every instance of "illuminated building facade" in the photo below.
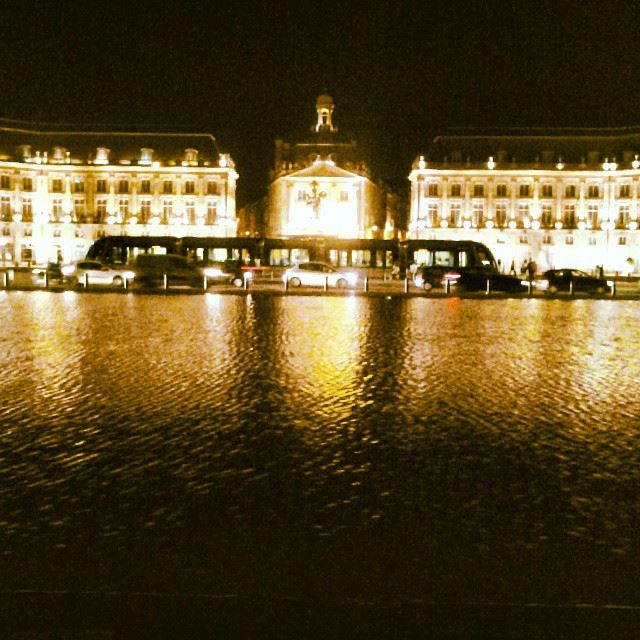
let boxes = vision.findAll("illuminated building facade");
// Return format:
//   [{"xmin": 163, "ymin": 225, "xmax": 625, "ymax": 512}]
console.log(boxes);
[
  {"xmin": 409, "ymin": 129, "xmax": 640, "ymax": 274},
  {"xmin": 266, "ymin": 94, "xmax": 387, "ymax": 240},
  {"xmin": 0, "ymin": 122, "xmax": 238, "ymax": 266}
]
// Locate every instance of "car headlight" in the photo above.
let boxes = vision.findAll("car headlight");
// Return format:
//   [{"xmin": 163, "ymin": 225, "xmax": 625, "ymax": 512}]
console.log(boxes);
[
  {"xmin": 535, "ymin": 279, "xmax": 549, "ymax": 289},
  {"xmin": 122, "ymin": 271, "xmax": 135, "ymax": 280},
  {"xmin": 606, "ymin": 280, "xmax": 614, "ymax": 287},
  {"xmin": 203, "ymin": 267, "xmax": 224, "ymax": 277},
  {"xmin": 243, "ymin": 271, "xmax": 253, "ymax": 280},
  {"xmin": 61, "ymin": 265, "xmax": 75, "ymax": 276}
]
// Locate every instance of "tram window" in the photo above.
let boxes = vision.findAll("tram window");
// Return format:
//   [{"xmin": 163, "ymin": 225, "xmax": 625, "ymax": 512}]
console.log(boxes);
[
  {"xmin": 433, "ymin": 250, "xmax": 455, "ymax": 267},
  {"xmin": 458, "ymin": 251, "xmax": 469, "ymax": 267},
  {"xmin": 474, "ymin": 246, "xmax": 495, "ymax": 267}
]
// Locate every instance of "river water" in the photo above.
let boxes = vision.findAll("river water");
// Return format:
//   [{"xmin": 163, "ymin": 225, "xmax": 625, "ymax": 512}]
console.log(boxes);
[{"xmin": 1, "ymin": 291, "xmax": 640, "ymax": 632}]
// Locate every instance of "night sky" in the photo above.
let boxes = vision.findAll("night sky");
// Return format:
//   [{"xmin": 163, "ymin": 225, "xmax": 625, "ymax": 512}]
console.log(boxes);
[{"xmin": 0, "ymin": 0, "xmax": 638, "ymax": 205}]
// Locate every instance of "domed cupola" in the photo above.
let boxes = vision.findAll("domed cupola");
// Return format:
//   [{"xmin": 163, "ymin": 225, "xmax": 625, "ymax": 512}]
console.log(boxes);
[{"xmin": 315, "ymin": 93, "xmax": 337, "ymax": 132}]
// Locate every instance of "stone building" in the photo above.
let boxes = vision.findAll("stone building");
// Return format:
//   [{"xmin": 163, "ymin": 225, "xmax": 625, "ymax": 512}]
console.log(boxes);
[
  {"xmin": 265, "ymin": 94, "xmax": 388, "ymax": 240},
  {"xmin": 408, "ymin": 128, "xmax": 640, "ymax": 275},
  {"xmin": 0, "ymin": 121, "xmax": 238, "ymax": 266}
]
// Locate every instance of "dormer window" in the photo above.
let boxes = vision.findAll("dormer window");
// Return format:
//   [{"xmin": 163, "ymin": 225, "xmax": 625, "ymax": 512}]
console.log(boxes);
[
  {"xmin": 183, "ymin": 148, "xmax": 198, "ymax": 166},
  {"xmin": 95, "ymin": 147, "xmax": 110, "ymax": 165},
  {"xmin": 139, "ymin": 148, "xmax": 154, "ymax": 165},
  {"xmin": 52, "ymin": 146, "xmax": 67, "ymax": 163}
]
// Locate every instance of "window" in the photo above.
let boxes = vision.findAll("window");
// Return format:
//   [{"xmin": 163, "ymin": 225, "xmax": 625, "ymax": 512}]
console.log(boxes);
[
  {"xmin": 22, "ymin": 177, "xmax": 33, "ymax": 191},
  {"xmin": 619, "ymin": 184, "xmax": 631, "ymax": 198},
  {"xmin": 587, "ymin": 185, "xmax": 600, "ymax": 198},
  {"xmin": 564, "ymin": 204, "xmax": 576, "ymax": 228},
  {"xmin": 51, "ymin": 198, "xmax": 63, "ymax": 222},
  {"xmin": 22, "ymin": 198, "xmax": 32, "ymax": 222},
  {"xmin": 51, "ymin": 178, "xmax": 63, "ymax": 193},
  {"xmin": 140, "ymin": 199, "xmax": 151, "ymax": 223},
  {"xmin": 427, "ymin": 183, "xmax": 438, "ymax": 197},
  {"xmin": 565, "ymin": 185, "xmax": 577, "ymax": 198},
  {"xmin": 619, "ymin": 236, "xmax": 627, "ymax": 245},
  {"xmin": 140, "ymin": 180, "xmax": 151, "ymax": 194},
  {"xmin": 74, "ymin": 198, "xmax": 85, "ymax": 221},
  {"xmin": 495, "ymin": 204, "xmax": 507, "ymax": 228},
  {"xmin": 427, "ymin": 204, "xmax": 438, "ymax": 227},
  {"xmin": 473, "ymin": 183, "xmax": 484, "ymax": 197},
  {"xmin": 162, "ymin": 200, "xmax": 173, "ymax": 221},
  {"xmin": 95, "ymin": 198, "xmax": 107, "ymax": 222},
  {"xmin": 185, "ymin": 200, "xmax": 195, "ymax": 224},
  {"xmin": 588, "ymin": 236, "xmax": 597, "ymax": 246},
  {"xmin": 118, "ymin": 198, "xmax": 129, "ymax": 220},
  {"xmin": 184, "ymin": 180, "xmax": 195, "ymax": 195},
  {"xmin": 496, "ymin": 183, "xmax": 507, "ymax": 197},
  {"xmin": 541, "ymin": 205, "xmax": 553, "ymax": 228},
  {"xmin": 206, "ymin": 201, "xmax": 217, "ymax": 224},
  {"xmin": 565, "ymin": 236, "xmax": 574, "ymax": 245},
  {"xmin": 450, "ymin": 183, "xmax": 462, "ymax": 197},
  {"xmin": 96, "ymin": 179, "xmax": 107, "ymax": 193},
  {"xmin": 473, "ymin": 203, "xmax": 484, "ymax": 227},
  {"xmin": 448, "ymin": 204, "xmax": 461, "ymax": 227},
  {"xmin": 118, "ymin": 179, "xmax": 129, "ymax": 194},
  {"xmin": 541, "ymin": 184, "xmax": 553, "ymax": 198},
  {"xmin": 74, "ymin": 179, "xmax": 84, "ymax": 193},
  {"xmin": 207, "ymin": 181, "xmax": 218, "ymax": 195},
  {"xmin": 519, "ymin": 184, "xmax": 531, "ymax": 197},
  {"xmin": 163, "ymin": 181, "xmax": 173, "ymax": 194},
  {"xmin": 587, "ymin": 205, "xmax": 599, "ymax": 228},
  {"xmin": 1, "ymin": 196, "xmax": 11, "ymax": 221},
  {"xmin": 542, "ymin": 235, "xmax": 553, "ymax": 245},
  {"xmin": 340, "ymin": 190, "xmax": 349, "ymax": 202},
  {"xmin": 518, "ymin": 204, "xmax": 530, "ymax": 221},
  {"xmin": 297, "ymin": 190, "xmax": 306, "ymax": 201},
  {"xmin": 0, "ymin": 175, "xmax": 10, "ymax": 190},
  {"xmin": 617, "ymin": 205, "xmax": 630, "ymax": 227}
]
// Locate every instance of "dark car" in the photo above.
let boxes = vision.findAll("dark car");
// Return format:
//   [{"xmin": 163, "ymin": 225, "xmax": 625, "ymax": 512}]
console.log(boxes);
[
  {"xmin": 537, "ymin": 269, "xmax": 613, "ymax": 295},
  {"xmin": 133, "ymin": 254, "xmax": 204, "ymax": 289},
  {"xmin": 444, "ymin": 270, "xmax": 529, "ymax": 293}
]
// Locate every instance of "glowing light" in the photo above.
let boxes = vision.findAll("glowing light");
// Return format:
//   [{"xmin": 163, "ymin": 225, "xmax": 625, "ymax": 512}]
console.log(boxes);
[
  {"xmin": 62, "ymin": 214, "xmax": 72, "ymax": 224},
  {"xmin": 628, "ymin": 221, "xmax": 638, "ymax": 230},
  {"xmin": 129, "ymin": 216, "xmax": 138, "ymax": 225},
  {"xmin": 555, "ymin": 221, "xmax": 563, "ymax": 229},
  {"xmin": 531, "ymin": 220, "xmax": 540, "ymax": 230},
  {"xmin": 633, "ymin": 155, "xmax": 640, "ymax": 170},
  {"xmin": 556, "ymin": 160, "xmax": 564, "ymax": 170},
  {"xmin": 418, "ymin": 155, "xmax": 426, "ymax": 170},
  {"xmin": 106, "ymin": 215, "xmax": 116, "ymax": 225},
  {"xmin": 601, "ymin": 221, "xmax": 614, "ymax": 230},
  {"xmin": 12, "ymin": 213, "xmax": 22, "ymax": 222},
  {"xmin": 149, "ymin": 216, "xmax": 160, "ymax": 225},
  {"xmin": 487, "ymin": 156, "xmax": 496, "ymax": 170},
  {"xmin": 485, "ymin": 220, "xmax": 494, "ymax": 229},
  {"xmin": 463, "ymin": 220, "xmax": 471, "ymax": 229},
  {"xmin": 577, "ymin": 220, "xmax": 586, "ymax": 230},
  {"xmin": 440, "ymin": 219, "xmax": 448, "ymax": 228},
  {"xmin": 508, "ymin": 220, "xmax": 517, "ymax": 229},
  {"xmin": 603, "ymin": 158, "xmax": 617, "ymax": 171}
]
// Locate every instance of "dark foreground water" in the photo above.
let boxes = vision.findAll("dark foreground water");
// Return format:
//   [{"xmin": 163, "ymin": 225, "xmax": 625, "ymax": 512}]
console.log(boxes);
[{"xmin": 1, "ymin": 290, "xmax": 640, "ymax": 637}]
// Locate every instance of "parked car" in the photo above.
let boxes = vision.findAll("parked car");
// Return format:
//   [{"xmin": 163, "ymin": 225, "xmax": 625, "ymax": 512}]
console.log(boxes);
[
  {"xmin": 201, "ymin": 259, "xmax": 249, "ymax": 288},
  {"xmin": 282, "ymin": 262, "xmax": 358, "ymax": 289},
  {"xmin": 61, "ymin": 260, "xmax": 135, "ymax": 287},
  {"xmin": 441, "ymin": 270, "xmax": 529, "ymax": 293},
  {"xmin": 132, "ymin": 254, "xmax": 204, "ymax": 289},
  {"xmin": 536, "ymin": 269, "xmax": 613, "ymax": 295},
  {"xmin": 415, "ymin": 266, "xmax": 528, "ymax": 293},
  {"xmin": 31, "ymin": 262, "xmax": 64, "ymax": 285}
]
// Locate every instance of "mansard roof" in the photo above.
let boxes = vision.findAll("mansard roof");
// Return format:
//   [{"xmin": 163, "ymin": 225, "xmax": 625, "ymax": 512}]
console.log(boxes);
[
  {"xmin": 426, "ymin": 126, "xmax": 640, "ymax": 168},
  {"xmin": 0, "ymin": 119, "xmax": 221, "ymax": 166}
]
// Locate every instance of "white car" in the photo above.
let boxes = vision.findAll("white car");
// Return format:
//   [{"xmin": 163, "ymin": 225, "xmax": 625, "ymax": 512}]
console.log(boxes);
[
  {"xmin": 61, "ymin": 260, "xmax": 135, "ymax": 287},
  {"xmin": 282, "ymin": 262, "xmax": 358, "ymax": 289}
]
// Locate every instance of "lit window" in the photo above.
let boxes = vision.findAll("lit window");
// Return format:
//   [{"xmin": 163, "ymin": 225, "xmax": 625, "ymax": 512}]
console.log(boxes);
[
  {"xmin": 22, "ymin": 198, "xmax": 33, "ymax": 222},
  {"xmin": 51, "ymin": 179, "xmax": 63, "ymax": 193},
  {"xmin": 619, "ymin": 184, "xmax": 631, "ymax": 198},
  {"xmin": 619, "ymin": 236, "xmax": 627, "ymax": 245},
  {"xmin": 96, "ymin": 179, "xmax": 107, "ymax": 193},
  {"xmin": 163, "ymin": 181, "xmax": 173, "ymax": 194},
  {"xmin": 184, "ymin": 180, "xmax": 195, "ymax": 195},
  {"xmin": 541, "ymin": 205, "xmax": 553, "ymax": 228},
  {"xmin": 0, "ymin": 196, "xmax": 11, "ymax": 221},
  {"xmin": 206, "ymin": 201, "xmax": 217, "ymax": 224},
  {"xmin": 496, "ymin": 183, "xmax": 507, "ymax": 197},
  {"xmin": 207, "ymin": 181, "xmax": 218, "ymax": 195},
  {"xmin": 587, "ymin": 205, "xmax": 599, "ymax": 228},
  {"xmin": 565, "ymin": 185, "xmax": 577, "ymax": 198},
  {"xmin": 340, "ymin": 190, "xmax": 349, "ymax": 202},
  {"xmin": 74, "ymin": 180, "xmax": 84, "ymax": 193},
  {"xmin": 0, "ymin": 175, "xmax": 10, "ymax": 189},
  {"xmin": 564, "ymin": 204, "xmax": 576, "ymax": 228},
  {"xmin": 140, "ymin": 199, "xmax": 151, "ymax": 223},
  {"xmin": 118, "ymin": 180, "xmax": 129, "ymax": 194},
  {"xmin": 587, "ymin": 185, "xmax": 600, "ymax": 198},
  {"xmin": 140, "ymin": 180, "xmax": 151, "ymax": 194},
  {"xmin": 495, "ymin": 204, "xmax": 507, "ymax": 227},
  {"xmin": 450, "ymin": 183, "xmax": 462, "ymax": 197},
  {"xmin": 427, "ymin": 183, "xmax": 438, "ymax": 197},
  {"xmin": 22, "ymin": 177, "xmax": 33, "ymax": 191},
  {"xmin": 519, "ymin": 184, "xmax": 531, "ymax": 197},
  {"xmin": 473, "ymin": 184, "xmax": 484, "ymax": 197},
  {"xmin": 541, "ymin": 184, "xmax": 553, "ymax": 198}
]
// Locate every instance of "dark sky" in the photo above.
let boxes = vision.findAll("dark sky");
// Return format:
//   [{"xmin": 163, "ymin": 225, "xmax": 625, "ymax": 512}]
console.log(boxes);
[{"xmin": 0, "ymin": 0, "xmax": 638, "ymax": 205}]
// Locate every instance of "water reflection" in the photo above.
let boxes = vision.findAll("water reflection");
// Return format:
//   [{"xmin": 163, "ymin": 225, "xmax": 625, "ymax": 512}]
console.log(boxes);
[{"xmin": 0, "ymin": 292, "xmax": 639, "ymax": 608}]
